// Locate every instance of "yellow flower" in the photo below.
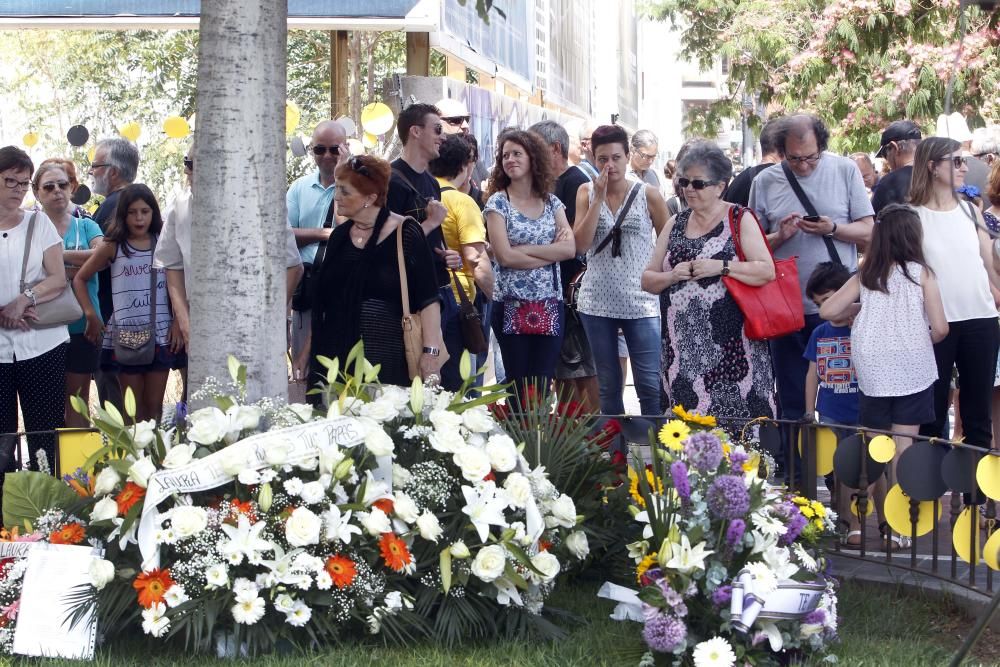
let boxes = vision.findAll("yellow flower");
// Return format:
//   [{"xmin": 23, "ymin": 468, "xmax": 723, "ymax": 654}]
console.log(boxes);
[
  {"xmin": 658, "ymin": 420, "xmax": 691, "ymax": 451},
  {"xmin": 672, "ymin": 405, "xmax": 717, "ymax": 427},
  {"xmin": 812, "ymin": 503, "xmax": 826, "ymax": 518},
  {"xmin": 628, "ymin": 467, "xmax": 664, "ymax": 507},
  {"xmin": 636, "ymin": 552, "xmax": 658, "ymax": 582},
  {"xmin": 800, "ymin": 506, "xmax": 815, "ymax": 518}
]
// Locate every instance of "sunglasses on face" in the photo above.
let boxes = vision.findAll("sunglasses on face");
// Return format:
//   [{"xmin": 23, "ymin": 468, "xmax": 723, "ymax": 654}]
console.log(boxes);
[
  {"xmin": 183, "ymin": 157, "xmax": 193, "ymax": 170},
  {"xmin": 935, "ymin": 156, "xmax": 967, "ymax": 169},
  {"xmin": 677, "ymin": 177, "xmax": 720, "ymax": 190},
  {"xmin": 41, "ymin": 180, "xmax": 71, "ymax": 192},
  {"xmin": 426, "ymin": 124, "xmax": 444, "ymax": 136},
  {"xmin": 310, "ymin": 145, "xmax": 340, "ymax": 156},
  {"xmin": 3, "ymin": 177, "xmax": 30, "ymax": 190},
  {"xmin": 442, "ymin": 116, "xmax": 470, "ymax": 126}
]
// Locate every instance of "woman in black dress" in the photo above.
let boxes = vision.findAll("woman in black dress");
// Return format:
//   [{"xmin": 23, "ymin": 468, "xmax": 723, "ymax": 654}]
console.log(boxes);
[{"xmin": 295, "ymin": 155, "xmax": 444, "ymax": 392}]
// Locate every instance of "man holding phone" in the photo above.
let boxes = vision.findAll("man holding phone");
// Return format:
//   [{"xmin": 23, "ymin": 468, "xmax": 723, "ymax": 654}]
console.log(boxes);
[{"xmin": 748, "ymin": 115, "xmax": 874, "ymax": 477}]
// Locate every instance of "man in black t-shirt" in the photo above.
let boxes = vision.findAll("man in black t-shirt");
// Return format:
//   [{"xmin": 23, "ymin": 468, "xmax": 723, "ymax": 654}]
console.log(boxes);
[
  {"xmin": 723, "ymin": 118, "xmax": 782, "ymax": 207},
  {"xmin": 871, "ymin": 120, "xmax": 921, "ymax": 215}
]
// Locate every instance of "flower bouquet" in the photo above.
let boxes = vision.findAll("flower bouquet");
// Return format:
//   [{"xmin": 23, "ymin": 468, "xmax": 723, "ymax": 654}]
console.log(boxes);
[{"xmin": 601, "ymin": 408, "xmax": 839, "ymax": 666}]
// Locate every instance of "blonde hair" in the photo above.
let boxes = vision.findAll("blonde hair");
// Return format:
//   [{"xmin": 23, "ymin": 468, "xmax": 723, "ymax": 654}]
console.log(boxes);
[{"xmin": 31, "ymin": 158, "xmax": 80, "ymax": 194}]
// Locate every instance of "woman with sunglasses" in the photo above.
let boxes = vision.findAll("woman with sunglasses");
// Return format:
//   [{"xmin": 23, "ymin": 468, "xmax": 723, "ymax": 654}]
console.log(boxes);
[
  {"xmin": 296, "ymin": 155, "xmax": 444, "ymax": 392},
  {"xmin": 642, "ymin": 141, "xmax": 775, "ymax": 422},
  {"xmin": 31, "ymin": 159, "xmax": 102, "ymax": 428},
  {"xmin": 911, "ymin": 137, "xmax": 1000, "ymax": 448},
  {"xmin": 573, "ymin": 125, "xmax": 670, "ymax": 419}
]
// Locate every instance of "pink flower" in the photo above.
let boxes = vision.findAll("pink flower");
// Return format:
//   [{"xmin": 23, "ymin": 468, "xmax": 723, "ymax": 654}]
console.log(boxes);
[{"xmin": 3, "ymin": 600, "xmax": 19, "ymax": 620}]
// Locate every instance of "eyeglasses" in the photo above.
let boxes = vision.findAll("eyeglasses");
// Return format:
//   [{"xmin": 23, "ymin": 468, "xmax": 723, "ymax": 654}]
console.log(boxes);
[
  {"xmin": 677, "ymin": 177, "xmax": 720, "ymax": 190},
  {"xmin": 3, "ymin": 177, "xmax": 30, "ymax": 190},
  {"xmin": 89, "ymin": 163, "xmax": 111, "ymax": 173},
  {"xmin": 40, "ymin": 180, "xmax": 71, "ymax": 192},
  {"xmin": 635, "ymin": 150, "xmax": 656, "ymax": 161},
  {"xmin": 442, "ymin": 116, "xmax": 469, "ymax": 126},
  {"xmin": 310, "ymin": 145, "xmax": 340, "ymax": 157},
  {"xmin": 349, "ymin": 156, "xmax": 371, "ymax": 178},
  {"xmin": 934, "ymin": 155, "xmax": 967, "ymax": 169},
  {"xmin": 786, "ymin": 152, "xmax": 822, "ymax": 165},
  {"xmin": 183, "ymin": 157, "xmax": 193, "ymax": 170}
]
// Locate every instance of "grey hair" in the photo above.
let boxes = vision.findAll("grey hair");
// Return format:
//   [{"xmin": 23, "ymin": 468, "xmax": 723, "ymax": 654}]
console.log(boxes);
[
  {"xmin": 96, "ymin": 137, "xmax": 140, "ymax": 184},
  {"xmin": 676, "ymin": 140, "xmax": 733, "ymax": 184},
  {"xmin": 850, "ymin": 152, "xmax": 874, "ymax": 168},
  {"xmin": 631, "ymin": 129, "xmax": 658, "ymax": 150},
  {"xmin": 528, "ymin": 120, "xmax": 570, "ymax": 160},
  {"xmin": 972, "ymin": 131, "xmax": 1000, "ymax": 155}
]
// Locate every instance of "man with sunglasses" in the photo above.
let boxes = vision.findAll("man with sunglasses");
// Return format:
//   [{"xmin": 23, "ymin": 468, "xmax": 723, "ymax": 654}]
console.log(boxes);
[
  {"xmin": 436, "ymin": 97, "xmax": 486, "ymax": 208},
  {"xmin": 871, "ymin": 120, "xmax": 922, "ymax": 215}
]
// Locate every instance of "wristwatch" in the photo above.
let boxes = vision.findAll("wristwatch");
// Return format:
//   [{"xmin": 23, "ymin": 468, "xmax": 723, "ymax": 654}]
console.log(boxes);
[
  {"xmin": 422, "ymin": 346, "xmax": 440, "ymax": 357},
  {"xmin": 721, "ymin": 259, "xmax": 731, "ymax": 277},
  {"xmin": 22, "ymin": 287, "xmax": 36, "ymax": 307},
  {"xmin": 823, "ymin": 222, "xmax": 838, "ymax": 239}
]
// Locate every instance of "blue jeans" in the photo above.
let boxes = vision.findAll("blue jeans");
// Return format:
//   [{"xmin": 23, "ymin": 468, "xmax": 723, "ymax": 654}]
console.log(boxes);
[{"xmin": 578, "ymin": 313, "xmax": 661, "ymax": 417}]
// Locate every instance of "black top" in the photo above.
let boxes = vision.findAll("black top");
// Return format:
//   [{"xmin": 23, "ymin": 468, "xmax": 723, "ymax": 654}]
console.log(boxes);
[
  {"xmin": 93, "ymin": 189, "xmax": 123, "ymax": 322},
  {"xmin": 386, "ymin": 158, "xmax": 448, "ymax": 287},
  {"xmin": 554, "ymin": 165, "xmax": 591, "ymax": 291},
  {"xmin": 871, "ymin": 165, "xmax": 912, "ymax": 215},
  {"xmin": 723, "ymin": 163, "xmax": 774, "ymax": 208}
]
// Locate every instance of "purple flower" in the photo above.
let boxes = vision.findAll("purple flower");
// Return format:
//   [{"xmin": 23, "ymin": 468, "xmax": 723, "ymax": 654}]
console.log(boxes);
[
  {"xmin": 643, "ymin": 613, "xmax": 687, "ymax": 653},
  {"xmin": 729, "ymin": 449, "xmax": 749, "ymax": 472},
  {"xmin": 780, "ymin": 506, "xmax": 809, "ymax": 545},
  {"xmin": 706, "ymin": 475, "xmax": 750, "ymax": 520},
  {"xmin": 803, "ymin": 609, "xmax": 826, "ymax": 625},
  {"xmin": 175, "ymin": 401, "xmax": 188, "ymax": 424},
  {"xmin": 670, "ymin": 461, "xmax": 691, "ymax": 502},
  {"xmin": 726, "ymin": 519, "xmax": 746, "ymax": 548},
  {"xmin": 711, "ymin": 585, "xmax": 732, "ymax": 607},
  {"xmin": 684, "ymin": 432, "xmax": 724, "ymax": 472}
]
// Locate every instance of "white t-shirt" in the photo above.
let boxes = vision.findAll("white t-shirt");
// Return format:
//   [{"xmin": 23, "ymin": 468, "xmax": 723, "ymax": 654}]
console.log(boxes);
[{"xmin": 0, "ymin": 210, "xmax": 70, "ymax": 362}]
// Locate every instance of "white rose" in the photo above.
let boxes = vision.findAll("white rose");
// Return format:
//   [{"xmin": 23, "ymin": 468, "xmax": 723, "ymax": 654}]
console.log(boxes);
[
  {"xmin": 265, "ymin": 442, "xmax": 290, "ymax": 466},
  {"xmin": 171, "ymin": 506, "xmax": 208, "ymax": 539},
  {"xmin": 453, "ymin": 446, "xmax": 492, "ymax": 482},
  {"xmin": 449, "ymin": 540, "xmax": 471, "ymax": 558},
  {"xmin": 90, "ymin": 496, "xmax": 118, "ymax": 522},
  {"xmin": 485, "ymin": 434, "xmax": 518, "ymax": 473},
  {"xmin": 162, "ymin": 443, "xmax": 196, "ymax": 469},
  {"xmin": 220, "ymin": 447, "xmax": 250, "ymax": 475},
  {"xmin": 470, "ymin": 544, "xmax": 507, "ymax": 583},
  {"xmin": 187, "ymin": 407, "xmax": 228, "ymax": 445},
  {"xmin": 503, "ymin": 472, "xmax": 532, "ymax": 509},
  {"xmin": 566, "ymin": 531, "xmax": 590, "ymax": 560},
  {"xmin": 93, "ymin": 467, "xmax": 121, "ymax": 497},
  {"xmin": 360, "ymin": 398, "xmax": 399, "ymax": 423},
  {"xmin": 429, "ymin": 408, "xmax": 463, "ymax": 433},
  {"xmin": 415, "ymin": 511, "xmax": 443, "ymax": 542},
  {"xmin": 128, "ymin": 456, "xmax": 156, "ymax": 489},
  {"xmin": 530, "ymin": 551, "xmax": 560, "ymax": 582},
  {"xmin": 132, "ymin": 419, "xmax": 158, "ymax": 448},
  {"xmin": 433, "ymin": 390, "xmax": 456, "ymax": 410},
  {"xmin": 232, "ymin": 405, "xmax": 263, "ymax": 431},
  {"xmin": 299, "ymin": 481, "xmax": 326, "ymax": 505},
  {"xmin": 364, "ymin": 428, "xmax": 395, "ymax": 457},
  {"xmin": 319, "ymin": 445, "xmax": 345, "ymax": 476},
  {"xmin": 392, "ymin": 492, "xmax": 420, "ymax": 524},
  {"xmin": 377, "ymin": 385, "xmax": 412, "ymax": 414},
  {"xmin": 462, "ymin": 406, "xmax": 495, "ymax": 433},
  {"xmin": 428, "ymin": 429, "xmax": 467, "ymax": 454},
  {"xmin": 392, "ymin": 464, "xmax": 412, "ymax": 489},
  {"xmin": 548, "ymin": 493, "xmax": 578, "ymax": 528},
  {"xmin": 89, "ymin": 559, "xmax": 115, "ymax": 590},
  {"xmin": 287, "ymin": 403, "xmax": 314, "ymax": 422},
  {"xmin": 359, "ymin": 508, "xmax": 391, "ymax": 536},
  {"xmin": 297, "ymin": 456, "xmax": 319, "ymax": 472},
  {"xmin": 285, "ymin": 507, "xmax": 322, "ymax": 547}
]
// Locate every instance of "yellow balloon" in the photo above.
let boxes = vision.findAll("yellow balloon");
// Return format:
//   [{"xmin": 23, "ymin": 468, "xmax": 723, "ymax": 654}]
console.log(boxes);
[
  {"xmin": 883, "ymin": 483, "xmax": 941, "ymax": 537},
  {"xmin": 87, "ymin": 147, "xmax": 96, "ymax": 162},
  {"xmin": 119, "ymin": 122, "xmax": 141, "ymax": 142},
  {"xmin": 850, "ymin": 496, "xmax": 874, "ymax": 520},
  {"xmin": 952, "ymin": 506, "xmax": 981, "ymax": 565},
  {"xmin": 868, "ymin": 435, "xmax": 896, "ymax": 464},
  {"xmin": 362, "ymin": 132, "xmax": 378, "ymax": 149},
  {"xmin": 361, "ymin": 102, "xmax": 394, "ymax": 136},
  {"xmin": 23, "ymin": 132, "xmax": 39, "ymax": 148},
  {"xmin": 984, "ymin": 527, "xmax": 1000, "ymax": 571},
  {"xmin": 163, "ymin": 115, "xmax": 191, "ymax": 139},
  {"xmin": 285, "ymin": 102, "xmax": 301, "ymax": 136},
  {"xmin": 977, "ymin": 454, "xmax": 1000, "ymax": 501},
  {"xmin": 797, "ymin": 426, "xmax": 837, "ymax": 476},
  {"xmin": 347, "ymin": 139, "xmax": 365, "ymax": 156}
]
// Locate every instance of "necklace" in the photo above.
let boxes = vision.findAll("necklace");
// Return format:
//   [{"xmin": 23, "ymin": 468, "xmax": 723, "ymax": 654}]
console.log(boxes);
[{"xmin": 353, "ymin": 221, "xmax": 375, "ymax": 246}]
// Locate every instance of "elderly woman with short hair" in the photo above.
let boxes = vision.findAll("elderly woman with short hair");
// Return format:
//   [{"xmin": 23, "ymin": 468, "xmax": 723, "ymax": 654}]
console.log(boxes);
[{"xmin": 642, "ymin": 141, "xmax": 776, "ymax": 419}]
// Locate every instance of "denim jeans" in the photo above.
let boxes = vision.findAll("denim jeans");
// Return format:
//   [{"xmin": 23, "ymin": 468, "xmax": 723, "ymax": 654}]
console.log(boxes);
[
  {"xmin": 578, "ymin": 313, "xmax": 661, "ymax": 417},
  {"xmin": 768, "ymin": 313, "xmax": 823, "ymax": 474}
]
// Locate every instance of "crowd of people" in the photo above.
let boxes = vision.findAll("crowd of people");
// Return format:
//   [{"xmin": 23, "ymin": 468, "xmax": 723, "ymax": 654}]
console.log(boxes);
[{"xmin": 3, "ymin": 103, "xmax": 1000, "ymax": 518}]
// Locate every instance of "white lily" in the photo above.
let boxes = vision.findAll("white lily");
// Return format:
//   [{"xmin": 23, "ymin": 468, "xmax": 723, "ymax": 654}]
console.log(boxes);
[
  {"xmin": 460, "ymin": 482, "xmax": 508, "ymax": 542},
  {"xmin": 663, "ymin": 534, "xmax": 713, "ymax": 573},
  {"xmin": 220, "ymin": 515, "xmax": 273, "ymax": 565},
  {"xmin": 323, "ymin": 506, "xmax": 363, "ymax": 545}
]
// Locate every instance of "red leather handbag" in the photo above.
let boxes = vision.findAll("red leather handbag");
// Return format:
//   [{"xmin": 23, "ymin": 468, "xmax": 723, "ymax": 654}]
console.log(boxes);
[{"xmin": 721, "ymin": 205, "xmax": 804, "ymax": 341}]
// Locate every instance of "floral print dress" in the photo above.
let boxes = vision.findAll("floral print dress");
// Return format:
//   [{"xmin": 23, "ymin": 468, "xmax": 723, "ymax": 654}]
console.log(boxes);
[{"xmin": 660, "ymin": 208, "xmax": 775, "ymax": 420}]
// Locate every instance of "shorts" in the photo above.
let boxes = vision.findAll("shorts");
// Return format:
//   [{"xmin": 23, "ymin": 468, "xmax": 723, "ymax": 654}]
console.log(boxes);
[
  {"xmin": 65, "ymin": 333, "xmax": 100, "ymax": 375},
  {"xmin": 555, "ymin": 310, "xmax": 597, "ymax": 380},
  {"xmin": 858, "ymin": 385, "xmax": 935, "ymax": 429},
  {"xmin": 101, "ymin": 344, "xmax": 187, "ymax": 375}
]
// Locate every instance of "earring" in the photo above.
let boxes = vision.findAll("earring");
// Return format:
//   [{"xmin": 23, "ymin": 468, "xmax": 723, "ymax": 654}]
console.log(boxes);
[{"xmin": 364, "ymin": 203, "xmax": 369, "ymax": 208}]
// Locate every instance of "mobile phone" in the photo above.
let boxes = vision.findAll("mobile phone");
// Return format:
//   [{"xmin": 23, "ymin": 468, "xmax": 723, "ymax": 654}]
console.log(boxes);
[{"xmin": 802, "ymin": 215, "xmax": 821, "ymax": 222}]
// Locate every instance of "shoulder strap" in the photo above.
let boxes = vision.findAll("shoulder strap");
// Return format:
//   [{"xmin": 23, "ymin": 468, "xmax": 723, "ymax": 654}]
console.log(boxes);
[
  {"xmin": 148, "ymin": 235, "xmax": 159, "ymax": 329},
  {"xmin": 779, "ymin": 161, "xmax": 842, "ymax": 266},
  {"xmin": 594, "ymin": 181, "xmax": 643, "ymax": 255},
  {"xmin": 450, "ymin": 269, "xmax": 473, "ymax": 306},
  {"xmin": 19, "ymin": 212, "xmax": 37, "ymax": 293},
  {"xmin": 392, "ymin": 166, "xmax": 424, "ymax": 198},
  {"xmin": 726, "ymin": 205, "xmax": 777, "ymax": 265},
  {"xmin": 396, "ymin": 219, "xmax": 412, "ymax": 316},
  {"xmin": 313, "ymin": 197, "xmax": 336, "ymax": 268},
  {"xmin": 440, "ymin": 185, "xmax": 456, "ymax": 193}
]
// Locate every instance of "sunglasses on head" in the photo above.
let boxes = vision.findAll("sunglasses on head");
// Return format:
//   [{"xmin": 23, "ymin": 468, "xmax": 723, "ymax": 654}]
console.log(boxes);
[
  {"xmin": 349, "ymin": 156, "xmax": 371, "ymax": 178},
  {"xmin": 41, "ymin": 180, "xmax": 71, "ymax": 192},
  {"xmin": 935, "ymin": 155, "xmax": 967, "ymax": 169},
  {"xmin": 442, "ymin": 115, "xmax": 469, "ymax": 126},
  {"xmin": 310, "ymin": 145, "xmax": 340, "ymax": 156},
  {"xmin": 677, "ymin": 177, "xmax": 720, "ymax": 190}
]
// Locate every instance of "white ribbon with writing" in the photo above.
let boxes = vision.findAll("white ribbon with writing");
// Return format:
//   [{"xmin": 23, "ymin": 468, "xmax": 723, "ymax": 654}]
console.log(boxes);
[
  {"xmin": 729, "ymin": 569, "xmax": 825, "ymax": 633},
  {"xmin": 137, "ymin": 417, "xmax": 364, "ymax": 570},
  {"xmin": 0, "ymin": 542, "xmax": 39, "ymax": 560}
]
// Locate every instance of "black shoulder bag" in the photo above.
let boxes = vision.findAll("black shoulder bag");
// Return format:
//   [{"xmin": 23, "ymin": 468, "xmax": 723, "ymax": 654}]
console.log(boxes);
[
  {"xmin": 439, "ymin": 185, "xmax": 488, "ymax": 355},
  {"xmin": 291, "ymin": 197, "xmax": 336, "ymax": 312},
  {"xmin": 780, "ymin": 162, "xmax": 842, "ymax": 265}
]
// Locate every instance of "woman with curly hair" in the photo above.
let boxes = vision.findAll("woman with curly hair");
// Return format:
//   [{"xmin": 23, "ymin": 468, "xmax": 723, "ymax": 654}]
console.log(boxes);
[{"xmin": 484, "ymin": 130, "xmax": 576, "ymax": 406}]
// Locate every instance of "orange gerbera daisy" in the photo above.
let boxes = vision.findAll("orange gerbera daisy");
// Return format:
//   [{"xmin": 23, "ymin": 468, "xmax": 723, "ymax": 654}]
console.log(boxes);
[
  {"xmin": 379, "ymin": 532, "xmax": 412, "ymax": 573},
  {"xmin": 115, "ymin": 482, "xmax": 146, "ymax": 516},
  {"xmin": 373, "ymin": 498, "xmax": 394, "ymax": 515},
  {"xmin": 49, "ymin": 522, "xmax": 86, "ymax": 545},
  {"xmin": 227, "ymin": 499, "xmax": 257, "ymax": 524},
  {"xmin": 133, "ymin": 568, "xmax": 175, "ymax": 609},
  {"xmin": 324, "ymin": 555, "xmax": 357, "ymax": 589}
]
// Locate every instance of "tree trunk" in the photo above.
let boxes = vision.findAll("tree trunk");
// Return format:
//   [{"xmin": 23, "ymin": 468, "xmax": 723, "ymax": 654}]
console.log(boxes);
[{"xmin": 189, "ymin": 0, "xmax": 288, "ymax": 404}]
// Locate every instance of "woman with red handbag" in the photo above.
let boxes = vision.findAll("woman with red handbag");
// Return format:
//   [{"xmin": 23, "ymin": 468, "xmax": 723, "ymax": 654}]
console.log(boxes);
[
  {"xmin": 641, "ymin": 141, "xmax": 776, "ymax": 421},
  {"xmin": 484, "ymin": 130, "xmax": 576, "ymax": 407}
]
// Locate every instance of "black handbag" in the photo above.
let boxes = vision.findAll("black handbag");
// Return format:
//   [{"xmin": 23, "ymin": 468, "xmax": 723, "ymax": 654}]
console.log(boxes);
[
  {"xmin": 451, "ymin": 269, "xmax": 488, "ymax": 355},
  {"xmin": 291, "ymin": 198, "xmax": 336, "ymax": 311}
]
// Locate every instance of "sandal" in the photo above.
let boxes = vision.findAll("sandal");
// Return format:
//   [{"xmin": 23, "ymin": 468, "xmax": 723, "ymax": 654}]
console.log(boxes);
[
  {"xmin": 879, "ymin": 521, "xmax": 911, "ymax": 551},
  {"xmin": 842, "ymin": 530, "xmax": 862, "ymax": 550}
]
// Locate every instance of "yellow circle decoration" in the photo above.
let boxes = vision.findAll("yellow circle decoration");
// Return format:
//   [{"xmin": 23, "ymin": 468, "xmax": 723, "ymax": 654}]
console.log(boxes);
[
  {"xmin": 346, "ymin": 139, "xmax": 365, "ymax": 156},
  {"xmin": 23, "ymin": 132, "xmax": 39, "ymax": 148},
  {"xmin": 984, "ymin": 528, "xmax": 1000, "ymax": 571},
  {"xmin": 119, "ymin": 122, "xmax": 141, "ymax": 142},
  {"xmin": 361, "ymin": 102, "xmax": 394, "ymax": 136},
  {"xmin": 285, "ymin": 102, "xmax": 301, "ymax": 136},
  {"xmin": 883, "ymin": 483, "xmax": 941, "ymax": 537},
  {"xmin": 362, "ymin": 132, "xmax": 378, "ymax": 149},
  {"xmin": 87, "ymin": 147, "xmax": 96, "ymax": 162},
  {"xmin": 868, "ymin": 435, "xmax": 896, "ymax": 463},
  {"xmin": 952, "ymin": 506, "xmax": 981, "ymax": 565},
  {"xmin": 797, "ymin": 426, "xmax": 837, "ymax": 476},
  {"xmin": 850, "ymin": 496, "xmax": 874, "ymax": 520},
  {"xmin": 163, "ymin": 115, "xmax": 191, "ymax": 139},
  {"xmin": 977, "ymin": 455, "xmax": 1000, "ymax": 501}
]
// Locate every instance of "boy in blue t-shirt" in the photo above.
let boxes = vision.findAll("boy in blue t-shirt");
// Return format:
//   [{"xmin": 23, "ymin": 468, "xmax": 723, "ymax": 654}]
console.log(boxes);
[{"xmin": 804, "ymin": 262, "xmax": 889, "ymax": 549}]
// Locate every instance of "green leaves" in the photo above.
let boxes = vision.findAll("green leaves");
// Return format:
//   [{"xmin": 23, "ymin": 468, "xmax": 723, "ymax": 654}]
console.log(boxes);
[{"xmin": 2, "ymin": 471, "xmax": 82, "ymax": 528}]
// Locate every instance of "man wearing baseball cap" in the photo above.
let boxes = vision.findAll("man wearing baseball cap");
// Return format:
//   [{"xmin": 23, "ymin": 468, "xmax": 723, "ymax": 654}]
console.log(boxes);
[{"xmin": 871, "ymin": 119, "xmax": 922, "ymax": 214}]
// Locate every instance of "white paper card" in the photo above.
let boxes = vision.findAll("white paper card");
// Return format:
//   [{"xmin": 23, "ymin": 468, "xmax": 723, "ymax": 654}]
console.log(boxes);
[{"xmin": 12, "ymin": 543, "xmax": 98, "ymax": 660}]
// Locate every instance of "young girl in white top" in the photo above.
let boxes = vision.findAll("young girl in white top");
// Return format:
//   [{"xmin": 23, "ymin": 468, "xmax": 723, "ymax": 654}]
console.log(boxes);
[{"xmin": 819, "ymin": 204, "xmax": 949, "ymax": 474}]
